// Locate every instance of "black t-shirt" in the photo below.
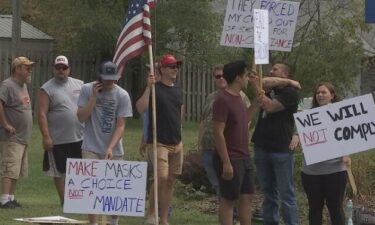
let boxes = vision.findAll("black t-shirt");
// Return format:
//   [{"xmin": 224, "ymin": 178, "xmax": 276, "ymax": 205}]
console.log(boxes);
[
  {"xmin": 147, "ymin": 81, "xmax": 183, "ymax": 145},
  {"xmin": 251, "ymin": 86, "xmax": 298, "ymax": 152}
]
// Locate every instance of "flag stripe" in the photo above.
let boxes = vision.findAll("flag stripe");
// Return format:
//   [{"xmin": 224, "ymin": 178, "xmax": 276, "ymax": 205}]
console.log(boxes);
[{"xmin": 113, "ymin": 0, "xmax": 154, "ymax": 72}]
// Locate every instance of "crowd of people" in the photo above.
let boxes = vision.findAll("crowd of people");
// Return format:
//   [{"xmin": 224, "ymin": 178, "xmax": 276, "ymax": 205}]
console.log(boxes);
[{"xmin": 0, "ymin": 54, "xmax": 351, "ymax": 225}]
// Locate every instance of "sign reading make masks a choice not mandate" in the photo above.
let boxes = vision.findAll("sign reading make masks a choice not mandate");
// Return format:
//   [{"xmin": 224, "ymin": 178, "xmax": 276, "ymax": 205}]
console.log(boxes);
[
  {"xmin": 294, "ymin": 94, "xmax": 375, "ymax": 165},
  {"xmin": 63, "ymin": 158, "xmax": 147, "ymax": 217}
]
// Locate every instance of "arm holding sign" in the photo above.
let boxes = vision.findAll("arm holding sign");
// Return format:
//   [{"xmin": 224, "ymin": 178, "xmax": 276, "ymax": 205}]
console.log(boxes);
[{"xmin": 105, "ymin": 117, "xmax": 126, "ymax": 159}]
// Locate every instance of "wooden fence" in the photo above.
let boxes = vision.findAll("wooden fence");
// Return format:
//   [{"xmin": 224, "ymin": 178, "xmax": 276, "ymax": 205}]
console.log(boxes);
[{"xmin": 0, "ymin": 50, "xmax": 216, "ymax": 121}]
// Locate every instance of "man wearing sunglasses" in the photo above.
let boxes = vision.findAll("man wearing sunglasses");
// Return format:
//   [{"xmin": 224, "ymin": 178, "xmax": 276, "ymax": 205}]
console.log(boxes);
[
  {"xmin": 38, "ymin": 55, "xmax": 84, "ymax": 206},
  {"xmin": 0, "ymin": 57, "xmax": 35, "ymax": 209},
  {"xmin": 137, "ymin": 54, "xmax": 183, "ymax": 225}
]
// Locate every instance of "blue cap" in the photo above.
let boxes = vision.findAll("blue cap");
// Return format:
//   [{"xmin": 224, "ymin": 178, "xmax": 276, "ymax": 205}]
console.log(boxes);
[{"xmin": 99, "ymin": 61, "xmax": 120, "ymax": 80}]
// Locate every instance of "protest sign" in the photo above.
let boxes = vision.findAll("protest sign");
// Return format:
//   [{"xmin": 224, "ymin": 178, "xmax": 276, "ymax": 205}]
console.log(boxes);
[
  {"xmin": 254, "ymin": 9, "xmax": 269, "ymax": 64},
  {"xmin": 294, "ymin": 94, "xmax": 375, "ymax": 165},
  {"xmin": 63, "ymin": 159, "xmax": 147, "ymax": 217},
  {"xmin": 220, "ymin": 0, "xmax": 300, "ymax": 52}
]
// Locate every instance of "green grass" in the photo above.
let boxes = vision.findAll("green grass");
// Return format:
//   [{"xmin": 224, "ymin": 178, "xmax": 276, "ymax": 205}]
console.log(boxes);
[
  {"xmin": 1, "ymin": 118, "xmax": 375, "ymax": 225},
  {"xmin": 0, "ymin": 119, "xmax": 218, "ymax": 225}
]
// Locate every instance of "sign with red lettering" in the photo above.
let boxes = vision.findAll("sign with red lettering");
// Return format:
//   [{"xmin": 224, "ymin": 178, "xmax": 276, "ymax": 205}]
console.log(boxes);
[
  {"xmin": 63, "ymin": 159, "xmax": 147, "ymax": 217},
  {"xmin": 220, "ymin": 0, "xmax": 300, "ymax": 52},
  {"xmin": 294, "ymin": 94, "xmax": 375, "ymax": 165}
]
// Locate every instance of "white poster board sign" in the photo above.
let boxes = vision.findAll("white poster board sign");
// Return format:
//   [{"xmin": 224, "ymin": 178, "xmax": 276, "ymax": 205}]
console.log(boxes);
[
  {"xmin": 63, "ymin": 158, "xmax": 147, "ymax": 217},
  {"xmin": 294, "ymin": 94, "xmax": 375, "ymax": 165},
  {"xmin": 254, "ymin": 9, "xmax": 269, "ymax": 64},
  {"xmin": 220, "ymin": 0, "xmax": 300, "ymax": 52}
]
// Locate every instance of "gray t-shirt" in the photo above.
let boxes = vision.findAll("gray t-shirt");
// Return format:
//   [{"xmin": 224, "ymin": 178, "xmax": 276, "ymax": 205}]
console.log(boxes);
[
  {"xmin": 301, "ymin": 157, "xmax": 347, "ymax": 175},
  {"xmin": 77, "ymin": 82, "xmax": 133, "ymax": 156},
  {"xmin": 0, "ymin": 78, "xmax": 33, "ymax": 144},
  {"xmin": 41, "ymin": 77, "xmax": 84, "ymax": 144}
]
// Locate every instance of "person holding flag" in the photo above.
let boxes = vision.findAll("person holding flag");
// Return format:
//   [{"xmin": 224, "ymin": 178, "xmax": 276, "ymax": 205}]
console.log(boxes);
[{"xmin": 137, "ymin": 54, "xmax": 183, "ymax": 225}]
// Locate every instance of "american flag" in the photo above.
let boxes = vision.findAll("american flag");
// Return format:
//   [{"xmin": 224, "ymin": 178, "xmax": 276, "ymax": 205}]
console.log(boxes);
[{"xmin": 113, "ymin": 0, "xmax": 155, "ymax": 70}]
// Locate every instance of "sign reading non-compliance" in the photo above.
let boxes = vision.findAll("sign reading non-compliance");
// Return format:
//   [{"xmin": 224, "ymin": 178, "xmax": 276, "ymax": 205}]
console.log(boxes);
[
  {"xmin": 63, "ymin": 158, "xmax": 147, "ymax": 217},
  {"xmin": 254, "ymin": 9, "xmax": 269, "ymax": 64},
  {"xmin": 220, "ymin": 0, "xmax": 300, "ymax": 52},
  {"xmin": 294, "ymin": 94, "xmax": 375, "ymax": 165}
]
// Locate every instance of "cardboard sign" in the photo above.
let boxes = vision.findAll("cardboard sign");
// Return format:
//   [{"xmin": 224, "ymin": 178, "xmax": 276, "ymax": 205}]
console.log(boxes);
[
  {"xmin": 294, "ymin": 94, "xmax": 375, "ymax": 165},
  {"xmin": 63, "ymin": 159, "xmax": 147, "ymax": 217},
  {"xmin": 220, "ymin": 0, "xmax": 300, "ymax": 52},
  {"xmin": 254, "ymin": 9, "xmax": 269, "ymax": 64}
]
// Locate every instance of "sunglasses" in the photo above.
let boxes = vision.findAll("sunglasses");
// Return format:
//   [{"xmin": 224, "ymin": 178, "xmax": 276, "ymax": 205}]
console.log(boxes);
[
  {"xmin": 55, "ymin": 65, "xmax": 69, "ymax": 71},
  {"xmin": 166, "ymin": 64, "xmax": 180, "ymax": 69},
  {"xmin": 214, "ymin": 74, "xmax": 224, "ymax": 79}
]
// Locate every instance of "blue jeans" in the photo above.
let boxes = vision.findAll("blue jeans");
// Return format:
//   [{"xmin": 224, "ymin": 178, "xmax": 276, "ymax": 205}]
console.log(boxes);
[
  {"xmin": 254, "ymin": 146, "xmax": 299, "ymax": 225},
  {"xmin": 202, "ymin": 149, "xmax": 220, "ymax": 197}
]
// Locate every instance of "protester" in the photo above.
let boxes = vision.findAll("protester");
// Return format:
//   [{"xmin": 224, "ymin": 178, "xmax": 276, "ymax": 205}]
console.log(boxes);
[
  {"xmin": 198, "ymin": 64, "xmax": 250, "ymax": 198},
  {"xmin": 251, "ymin": 62, "xmax": 300, "ymax": 225},
  {"xmin": 38, "ymin": 55, "xmax": 84, "ymax": 206},
  {"xmin": 0, "ymin": 57, "xmax": 35, "ymax": 209},
  {"xmin": 137, "ymin": 54, "xmax": 183, "ymax": 225},
  {"xmin": 290, "ymin": 81, "xmax": 351, "ymax": 225},
  {"xmin": 199, "ymin": 64, "xmax": 300, "ymax": 200},
  {"xmin": 135, "ymin": 62, "xmax": 162, "ymax": 224},
  {"xmin": 77, "ymin": 61, "xmax": 133, "ymax": 225},
  {"xmin": 212, "ymin": 60, "xmax": 258, "ymax": 225}
]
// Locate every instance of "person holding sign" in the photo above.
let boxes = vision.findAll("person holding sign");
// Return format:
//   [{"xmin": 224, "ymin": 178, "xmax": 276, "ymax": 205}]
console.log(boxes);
[
  {"xmin": 251, "ymin": 62, "xmax": 299, "ymax": 225},
  {"xmin": 212, "ymin": 60, "xmax": 260, "ymax": 225},
  {"xmin": 77, "ymin": 61, "xmax": 133, "ymax": 225},
  {"xmin": 290, "ymin": 82, "xmax": 351, "ymax": 225},
  {"xmin": 136, "ymin": 54, "xmax": 183, "ymax": 225},
  {"xmin": 38, "ymin": 55, "xmax": 84, "ymax": 206}
]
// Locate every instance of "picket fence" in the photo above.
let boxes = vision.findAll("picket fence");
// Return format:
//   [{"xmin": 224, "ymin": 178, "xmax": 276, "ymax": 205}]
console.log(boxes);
[{"xmin": 0, "ymin": 50, "xmax": 216, "ymax": 121}]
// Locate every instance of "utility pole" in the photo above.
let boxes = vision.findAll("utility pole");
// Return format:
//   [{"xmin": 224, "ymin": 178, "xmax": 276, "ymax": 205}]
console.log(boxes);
[{"xmin": 11, "ymin": 0, "xmax": 21, "ymax": 59}]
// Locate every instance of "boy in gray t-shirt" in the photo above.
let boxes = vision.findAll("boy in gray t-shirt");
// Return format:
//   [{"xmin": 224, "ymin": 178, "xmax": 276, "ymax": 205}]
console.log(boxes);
[{"xmin": 77, "ymin": 61, "xmax": 132, "ymax": 225}]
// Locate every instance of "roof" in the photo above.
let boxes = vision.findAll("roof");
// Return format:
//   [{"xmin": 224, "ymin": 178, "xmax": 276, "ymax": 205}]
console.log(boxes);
[{"xmin": 0, "ymin": 15, "xmax": 53, "ymax": 40}]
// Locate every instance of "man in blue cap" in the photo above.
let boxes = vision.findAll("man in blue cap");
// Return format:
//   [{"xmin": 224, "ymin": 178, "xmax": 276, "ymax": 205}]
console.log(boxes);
[{"xmin": 77, "ymin": 61, "xmax": 133, "ymax": 225}]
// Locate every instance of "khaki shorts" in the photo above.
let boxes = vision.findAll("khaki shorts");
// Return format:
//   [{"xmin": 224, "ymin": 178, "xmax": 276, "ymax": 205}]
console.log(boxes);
[
  {"xmin": 0, "ymin": 141, "xmax": 28, "ymax": 179},
  {"xmin": 146, "ymin": 142, "xmax": 183, "ymax": 176},
  {"xmin": 82, "ymin": 150, "xmax": 123, "ymax": 160}
]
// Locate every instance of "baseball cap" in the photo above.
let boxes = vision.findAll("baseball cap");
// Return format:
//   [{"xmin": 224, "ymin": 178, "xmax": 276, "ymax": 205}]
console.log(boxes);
[
  {"xmin": 99, "ymin": 61, "xmax": 120, "ymax": 80},
  {"xmin": 12, "ymin": 56, "xmax": 36, "ymax": 68},
  {"xmin": 54, "ymin": 55, "xmax": 69, "ymax": 67},
  {"xmin": 159, "ymin": 54, "xmax": 182, "ymax": 67}
]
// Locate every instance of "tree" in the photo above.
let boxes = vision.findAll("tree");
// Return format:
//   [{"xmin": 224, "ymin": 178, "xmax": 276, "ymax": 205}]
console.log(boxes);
[{"xmin": 271, "ymin": 0, "xmax": 368, "ymax": 97}]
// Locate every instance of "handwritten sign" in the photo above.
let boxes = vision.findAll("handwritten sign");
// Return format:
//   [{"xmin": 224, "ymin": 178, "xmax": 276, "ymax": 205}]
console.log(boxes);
[
  {"xmin": 294, "ymin": 94, "xmax": 375, "ymax": 165},
  {"xmin": 220, "ymin": 0, "xmax": 300, "ymax": 52},
  {"xmin": 254, "ymin": 9, "xmax": 269, "ymax": 64},
  {"xmin": 63, "ymin": 158, "xmax": 147, "ymax": 217}
]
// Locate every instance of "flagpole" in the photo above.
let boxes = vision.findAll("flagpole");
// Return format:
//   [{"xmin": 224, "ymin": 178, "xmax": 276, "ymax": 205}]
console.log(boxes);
[{"xmin": 148, "ymin": 44, "xmax": 159, "ymax": 225}]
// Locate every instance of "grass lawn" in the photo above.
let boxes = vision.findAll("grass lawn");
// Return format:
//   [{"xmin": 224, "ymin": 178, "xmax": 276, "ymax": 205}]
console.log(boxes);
[
  {"xmin": 0, "ymin": 119, "xmax": 219, "ymax": 225},
  {"xmin": 1, "ymin": 118, "xmax": 373, "ymax": 225}
]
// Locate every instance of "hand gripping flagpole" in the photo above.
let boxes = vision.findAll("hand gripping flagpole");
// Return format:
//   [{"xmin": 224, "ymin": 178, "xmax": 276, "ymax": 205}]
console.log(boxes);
[{"xmin": 147, "ymin": 45, "xmax": 159, "ymax": 225}]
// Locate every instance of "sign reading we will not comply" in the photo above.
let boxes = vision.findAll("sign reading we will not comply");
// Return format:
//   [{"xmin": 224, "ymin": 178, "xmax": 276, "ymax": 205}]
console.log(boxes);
[
  {"xmin": 220, "ymin": 0, "xmax": 300, "ymax": 52},
  {"xmin": 294, "ymin": 94, "xmax": 375, "ymax": 165},
  {"xmin": 63, "ymin": 159, "xmax": 147, "ymax": 217}
]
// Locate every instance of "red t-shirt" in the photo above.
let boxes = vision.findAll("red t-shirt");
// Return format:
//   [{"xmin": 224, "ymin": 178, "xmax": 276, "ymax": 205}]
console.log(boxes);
[{"xmin": 212, "ymin": 90, "xmax": 249, "ymax": 158}]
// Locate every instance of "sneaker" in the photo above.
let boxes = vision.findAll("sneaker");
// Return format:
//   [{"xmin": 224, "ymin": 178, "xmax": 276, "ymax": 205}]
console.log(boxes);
[
  {"xmin": 0, "ymin": 201, "xmax": 16, "ymax": 209},
  {"xmin": 11, "ymin": 200, "xmax": 22, "ymax": 207}
]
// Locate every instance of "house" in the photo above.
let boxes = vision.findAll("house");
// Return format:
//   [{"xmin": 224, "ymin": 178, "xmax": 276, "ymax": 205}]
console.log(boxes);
[{"xmin": 0, "ymin": 15, "xmax": 54, "ymax": 80}]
